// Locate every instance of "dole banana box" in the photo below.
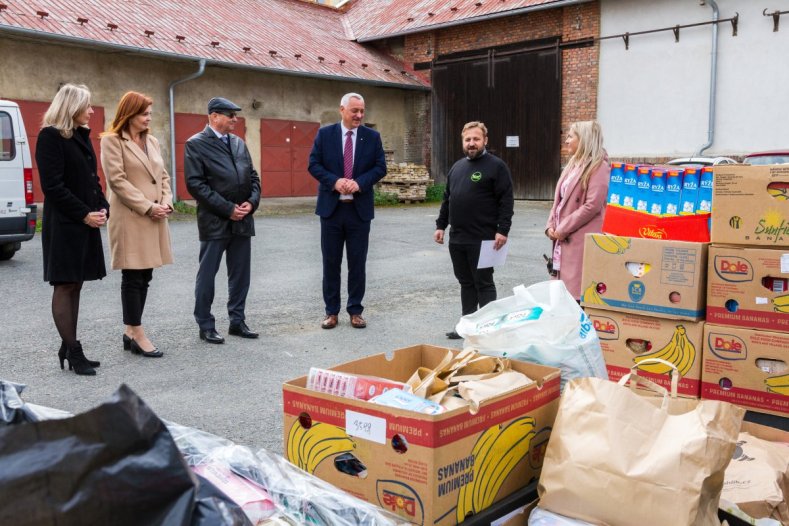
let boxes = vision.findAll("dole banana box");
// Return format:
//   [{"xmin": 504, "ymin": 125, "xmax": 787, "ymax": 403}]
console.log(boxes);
[
  {"xmin": 711, "ymin": 164, "xmax": 789, "ymax": 247},
  {"xmin": 585, "ymin": 308, "xmax": 704, "ymax": 398},
  {"xmin": 706, "ymin": 245, "xmax": 789, "ymax": 333},
  {"xmin": 282, "ymin": 345, "xmax": 560, "ymax": 525},
  {"xmin": 581, "ymin": 234, "xmax": 708, "ymax": 321},
  {"xmin": 700, "ymin": 324, "xmax": 789, "ymax": 418}
]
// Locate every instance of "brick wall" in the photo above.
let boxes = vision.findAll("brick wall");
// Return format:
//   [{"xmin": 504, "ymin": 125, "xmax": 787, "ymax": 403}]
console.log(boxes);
[{"xmin": 400, "ymin": 2, "xmax": 601, "ymax": 165}]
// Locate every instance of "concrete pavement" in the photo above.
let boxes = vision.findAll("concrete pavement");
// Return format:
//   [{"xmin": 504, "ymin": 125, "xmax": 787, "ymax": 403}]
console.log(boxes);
[{"xmin": 0, "ymin": 198, "xmax": 553, "ymax": 455}]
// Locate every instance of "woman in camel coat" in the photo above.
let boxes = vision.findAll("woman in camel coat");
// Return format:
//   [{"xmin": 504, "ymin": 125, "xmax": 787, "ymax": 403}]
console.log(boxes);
[
  {"xmin": 101, "ymin": 91, "xmax": 173, "ymax": 357},
  {"xmin": 546, "ymin": 121, "xmax": 610, "ymax": 300}
]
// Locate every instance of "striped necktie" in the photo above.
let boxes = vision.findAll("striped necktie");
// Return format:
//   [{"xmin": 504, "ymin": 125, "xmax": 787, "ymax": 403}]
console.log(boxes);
[{"xmin": 343, "ymin": 130, "xmax": 353, "ymax": 179}]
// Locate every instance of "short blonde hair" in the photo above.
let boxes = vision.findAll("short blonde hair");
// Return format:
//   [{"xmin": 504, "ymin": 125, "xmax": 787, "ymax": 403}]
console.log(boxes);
[
  {"xmin": 461, "ymin": 121, "xmax": 488, "ymax": 137},
  {"xmin": 42, "ymin": 83, "xmax": 92, "ymax": 139}
]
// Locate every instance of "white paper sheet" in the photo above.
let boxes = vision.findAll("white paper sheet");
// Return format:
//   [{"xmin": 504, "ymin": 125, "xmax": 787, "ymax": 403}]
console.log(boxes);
[{"xmin": 478, "ymin": 240, "xmax": 509, "ymax": 269}]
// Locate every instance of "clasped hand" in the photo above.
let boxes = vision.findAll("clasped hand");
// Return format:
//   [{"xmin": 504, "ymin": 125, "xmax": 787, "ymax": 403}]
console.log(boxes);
[
  {"xmin": 148, "ymin": 203, "xmax": 172, "ymax": 220},
  {"xmin": 83, "ymin": 209, "xmax": 107, "ymax": 228},
  {"xmin": 230, "ymin": 201, "xmax": 253, "ymax": 221},
  {"xmin": 334, "ymin": 178, "xmax": 359, "ymax": 195}
]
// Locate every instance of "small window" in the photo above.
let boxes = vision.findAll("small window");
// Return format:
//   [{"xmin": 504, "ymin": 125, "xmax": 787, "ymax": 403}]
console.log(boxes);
[{"xmin": 0, "ymin": 112, "xmax": 15, "ymax": 161}]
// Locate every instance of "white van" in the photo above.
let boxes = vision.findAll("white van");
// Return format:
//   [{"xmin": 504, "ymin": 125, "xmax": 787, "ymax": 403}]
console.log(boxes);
[{"xmin": 0, "ymin": 100, "xmax": 36, "ymax": 260}]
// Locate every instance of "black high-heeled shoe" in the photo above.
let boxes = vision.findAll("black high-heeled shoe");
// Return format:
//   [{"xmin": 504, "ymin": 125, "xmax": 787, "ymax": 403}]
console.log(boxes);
[
  {"xmin": 59, "ymin": 341, "xmax": 100, "ymax": 369},
  {"xmin": 123, "ymin": 334, "xmax": 132, "ymax": 351},
  {"xmin": 130, "ymin": 339, "xmax": 163, "ymax": 358},
  {"xmin": 64, "ymin": 343, "xmax": 96, "ymax": 376}
]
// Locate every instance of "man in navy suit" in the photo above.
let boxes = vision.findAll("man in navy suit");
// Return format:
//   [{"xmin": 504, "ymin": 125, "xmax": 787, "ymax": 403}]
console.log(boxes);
[{"xmin": 308, "ymin": 93, "xmax": 387, "ymax": 329}]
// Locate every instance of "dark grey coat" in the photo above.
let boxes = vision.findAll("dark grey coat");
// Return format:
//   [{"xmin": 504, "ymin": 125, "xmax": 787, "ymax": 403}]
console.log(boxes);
[
  {"xmin": 184, "ymin": 126, "xmax": 261, "ymax": 241},
  {"xmin": 36, "ymin": 126, "xmax": 109, "ymax": 283}
]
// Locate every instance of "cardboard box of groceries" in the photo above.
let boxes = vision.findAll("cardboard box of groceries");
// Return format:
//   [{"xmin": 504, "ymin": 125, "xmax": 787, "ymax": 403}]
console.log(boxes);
[
  {"xmin": 711, "ymin": 164, "xmax": 789, "ymax": 247},
  {"xmin": 706, "ymin": 245, "xmax": 789, "ymax": 333},
  {"xmin": 581, "ymin": 234, "xmax": 708, "ymax": 320},
  {"xmin": 700, "ymin": 324, "xmax": 789, "ymax": 418},
  {"xmin": 586, "ymin": 308, "xmax": 704, "ymax": 398},
  {"xmin": 282, "ymin": 345, "xmax": 561, "ymax": 525}
]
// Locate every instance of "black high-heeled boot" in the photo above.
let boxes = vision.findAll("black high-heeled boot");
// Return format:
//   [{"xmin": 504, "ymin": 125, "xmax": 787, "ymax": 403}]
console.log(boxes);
[
  {"xmin": 59, "ymin": 341, "xmax": 100, "ymax": 369},
  {"xmin": 64, "ymin": 343, "xmax": 97, "ymax": 376}
]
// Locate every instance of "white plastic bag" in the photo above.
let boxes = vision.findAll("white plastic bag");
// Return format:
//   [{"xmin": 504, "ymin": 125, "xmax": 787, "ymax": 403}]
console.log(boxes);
[
  {"xmin": 456, "ymin": 280, "xmax": 607, "ymax": 389},
  {"xmin": 528, "ymin": 506, "xmax": 595, "ymax": 526}
]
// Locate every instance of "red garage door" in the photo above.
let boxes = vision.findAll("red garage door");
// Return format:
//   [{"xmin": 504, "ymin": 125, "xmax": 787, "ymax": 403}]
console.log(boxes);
[
  {"xmin": 13, "ymin": 99, "xmax": 105, "ymax": 203},
  {"xmin": 174, "ymin": 113, "xmax": 246, "ymax": 200},
  {"xmin": 260, "ymin": 118, "xmax": 319, "ymax": 197}
]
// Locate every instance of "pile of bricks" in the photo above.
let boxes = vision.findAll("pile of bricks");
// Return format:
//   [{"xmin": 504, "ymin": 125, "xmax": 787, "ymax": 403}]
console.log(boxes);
[{"xmin": 378, "ymin": 163, "xmax": 431, "ymax": 202}]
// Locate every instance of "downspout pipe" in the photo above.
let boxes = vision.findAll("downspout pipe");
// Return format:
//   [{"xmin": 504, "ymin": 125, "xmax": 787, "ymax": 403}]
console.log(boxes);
[
  {"xmin": 168, "ymin": 59, "xmax": 206, "ymax": 201},
  {"xmin": 697, "ymin": 0, "xmax": 719, "ymax": 156}
]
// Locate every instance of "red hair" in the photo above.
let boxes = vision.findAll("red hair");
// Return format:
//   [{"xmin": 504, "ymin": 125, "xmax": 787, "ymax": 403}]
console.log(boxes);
[{"xmin": 103, "ymin": 91, "xmax": 153, "ymax": 137}]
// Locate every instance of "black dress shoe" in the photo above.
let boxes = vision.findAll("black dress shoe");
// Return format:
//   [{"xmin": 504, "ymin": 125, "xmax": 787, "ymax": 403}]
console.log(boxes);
[
  {"xmin": 228, "ymin": 321, "xmax": 258, "ymax": 339},
  {"xmin": 130, "ymin": 339, "xmax": 163, "ymax": 358},
  {"xmin": 199, "ymin": 328, "xmax": 225, "ymax": 344},
  {"xmin": 446, "ymin": 330, "xmax": 462, "ymax": 340}
]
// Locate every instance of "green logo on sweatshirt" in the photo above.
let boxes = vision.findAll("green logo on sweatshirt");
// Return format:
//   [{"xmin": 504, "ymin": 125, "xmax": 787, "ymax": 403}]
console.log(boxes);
[{"xmin": 470, "ymin": 172, "xmax": 482, "ymax": 182}]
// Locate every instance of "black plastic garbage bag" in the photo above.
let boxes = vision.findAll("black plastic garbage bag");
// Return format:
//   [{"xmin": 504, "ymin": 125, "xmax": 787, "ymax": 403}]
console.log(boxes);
[{"xmin": 0, "ymin": 383, "xmax": 251, "ymax": 526}]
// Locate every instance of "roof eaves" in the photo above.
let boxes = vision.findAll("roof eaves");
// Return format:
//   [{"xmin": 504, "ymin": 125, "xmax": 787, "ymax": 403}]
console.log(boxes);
[
  {"xmin": 355, "ymin": 0, "xmax": 592, "ymax": 43},
  {"xmin": 0, "ymin": 24, "xmax": 430, "ymax": 90}
]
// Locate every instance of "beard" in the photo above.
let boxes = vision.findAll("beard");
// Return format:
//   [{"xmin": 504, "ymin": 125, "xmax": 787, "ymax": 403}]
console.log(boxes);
[{"xmin": 464, "ymin": 146, "xmax": 484, "ymax": 159}]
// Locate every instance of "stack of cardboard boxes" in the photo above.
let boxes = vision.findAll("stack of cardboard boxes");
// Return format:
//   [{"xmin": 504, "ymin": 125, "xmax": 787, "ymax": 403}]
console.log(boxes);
[
  {"xmin": 580, "ymin": 233, "xmax": 709, "ymax": 399},
  {"xmin": 581, "ymin": 164, "xmax": 789, "ymax": 420},
  {"xmin": 700, "ymin": 165, "xmax": 789, "ymax": 418}
]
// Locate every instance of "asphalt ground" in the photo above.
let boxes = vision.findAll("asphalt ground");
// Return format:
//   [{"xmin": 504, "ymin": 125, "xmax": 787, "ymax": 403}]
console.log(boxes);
[{"xmin": 1, "ymin": 198, "xmax": 553, "ymax": 455}]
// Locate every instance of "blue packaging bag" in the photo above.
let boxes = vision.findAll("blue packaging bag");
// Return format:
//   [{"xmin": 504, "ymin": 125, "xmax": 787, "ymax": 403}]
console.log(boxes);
[{"xmin": 664, "ymin": 168, "xmax": 684, "ymax": 216}]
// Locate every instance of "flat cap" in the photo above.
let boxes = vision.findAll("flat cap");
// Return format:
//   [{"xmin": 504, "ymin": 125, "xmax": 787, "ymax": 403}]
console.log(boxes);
[{"xmin": 207, "ymin": 97, "xmax": 241, "ymax": 114}]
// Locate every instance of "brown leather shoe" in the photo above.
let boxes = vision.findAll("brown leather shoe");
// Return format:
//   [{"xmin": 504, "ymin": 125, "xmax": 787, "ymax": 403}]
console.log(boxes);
[
  {"xmin": 350, "ymin": 314, "xmax": 367, "ymax": 329},
  {"xmin": 321, "ymin": 314, "xmax": 338, "ymax": 329}
]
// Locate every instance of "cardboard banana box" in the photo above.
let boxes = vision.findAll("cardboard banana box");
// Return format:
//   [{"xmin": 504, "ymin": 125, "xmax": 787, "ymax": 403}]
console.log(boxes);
[
  {"xmin": 700, "ymin": 324, "xmax": 789, "ymax": 418},
  {"xmin": 581, "ymin": 234, "xmax": 708, "ymax": 320},
  {"xmin": 282, "ymin": 344, "xmax": 561, "ymax": 525},
  {"xmin": 586, "ymin": 308, "xmax": 704, "ymax": 398},
  {"xmin": 711, "ymin": 164, "xmax": 789, "ymax": 247},
  {"xmin": 706, "ymin": 244, "xmax": 789, "ymax": 333}
]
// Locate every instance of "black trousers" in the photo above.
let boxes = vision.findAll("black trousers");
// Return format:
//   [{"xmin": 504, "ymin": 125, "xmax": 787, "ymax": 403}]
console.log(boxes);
[
  {"xmin": 194, "ymin": 236, "xmax": 251, "ymax": 330},
  {"xmin": 320, "ymin": 202, "xmax": 370, "ymax": 316},
  {"xmin": 449, "ymin": 242, "xmax": 496, "ymax": 316},
  {"xmin": 121, "ymin": 268, "xmax": 154, "ymax": 326}
]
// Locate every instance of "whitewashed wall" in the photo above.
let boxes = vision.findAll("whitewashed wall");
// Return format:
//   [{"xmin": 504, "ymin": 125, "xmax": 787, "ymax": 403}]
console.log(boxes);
[{"xmin": 598, "ymin": 0, "xmax": 789, "ymax": 158}]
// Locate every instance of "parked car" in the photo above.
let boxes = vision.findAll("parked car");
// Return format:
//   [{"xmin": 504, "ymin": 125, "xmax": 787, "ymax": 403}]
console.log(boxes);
[
  {"xmin": 0, "ymin": 100, "xmax": 36, "ymax": 261},
  {"xmin": 742, "ymin": 150, "xmax": 789, "ymax": 165},
  {"xmin": 665, "ymin": 156, "xmax": 738, "ymax": 168}
]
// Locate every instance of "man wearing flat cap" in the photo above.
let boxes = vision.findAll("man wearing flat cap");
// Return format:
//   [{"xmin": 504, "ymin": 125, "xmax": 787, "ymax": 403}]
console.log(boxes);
[{"xmin": 185, "ymin": 97, "xmax": 261, "ymax": 344}]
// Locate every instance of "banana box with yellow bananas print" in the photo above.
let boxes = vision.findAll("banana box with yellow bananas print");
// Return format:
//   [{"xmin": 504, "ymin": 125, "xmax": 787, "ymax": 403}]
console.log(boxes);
[
  {"xmin": 585, "ymin": 308, "xmax": 705, "ymax": 398},
  {"xmin": 700, "ymin": 324, "xmax": 789, "ymax": 418},
  {"xmin": 581, "ymin": 234, "xmax": 708, "ymax": 320},
  {"xmin": 706, "ymin": 245, "xmax": 789, "ymax": 333},
  {"xmin": 282, "ymin": 344, "xmax": 561, "ymax": 525},
  {"xmin": 711, "ymin": 164, "xmax": 789, "ymax": 247}
]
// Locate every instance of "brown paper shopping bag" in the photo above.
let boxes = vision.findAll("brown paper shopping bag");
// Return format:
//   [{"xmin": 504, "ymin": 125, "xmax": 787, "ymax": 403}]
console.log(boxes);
[{"xmin": 538, "ymin": 359, "xmax": 745, "ymax": 526}]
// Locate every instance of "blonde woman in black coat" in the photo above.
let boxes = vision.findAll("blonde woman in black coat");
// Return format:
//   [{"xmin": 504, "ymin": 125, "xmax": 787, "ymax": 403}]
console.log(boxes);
[{"xmin": 36, "ymin": 83, "xmax": 108, "ymax": 376}]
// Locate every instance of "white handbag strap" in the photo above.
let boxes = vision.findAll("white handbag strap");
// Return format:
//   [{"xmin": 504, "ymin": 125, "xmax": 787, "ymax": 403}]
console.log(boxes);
[{"xmin": 617, "ymin": 358, "xmax": 680, "ymax": 406}]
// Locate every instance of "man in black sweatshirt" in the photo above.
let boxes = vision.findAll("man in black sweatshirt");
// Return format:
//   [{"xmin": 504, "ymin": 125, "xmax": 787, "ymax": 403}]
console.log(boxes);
[{"xmin": 434, "ymin": 121, "xmax": 514, "ymax": 339}]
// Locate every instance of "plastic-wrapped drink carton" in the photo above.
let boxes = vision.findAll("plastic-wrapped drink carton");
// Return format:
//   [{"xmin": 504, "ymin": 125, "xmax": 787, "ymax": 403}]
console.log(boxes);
[
  {"xmin": 696, "ymin": 166, "xmax": 713, "ymax": 213},
  {"xmin": 607, "ymin": 162, "xmax": 625, "ymax": 205},
  {"xmin": 680, "ymin": 167, "xmax": 700, "ymax": 215},
  {"xmin": 635, "ymin": 166, "xmax": 652, "ymax": 212},
  {"xmin": 648, "ymin": 168, "xmax": 666, "ymax": 215},
  {"xmin": 621, "ymin": 163, "xmax": 638, "ymax": 209},
  {"xmin": 663, "ymin": 168, "xmax": 684, "ymax": 216}
]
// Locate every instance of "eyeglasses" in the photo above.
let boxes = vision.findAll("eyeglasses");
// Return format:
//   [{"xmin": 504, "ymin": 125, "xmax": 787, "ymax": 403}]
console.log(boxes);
[{"xmin": 216, "ymin": 111, "xmax": 237, "ymax": 119}]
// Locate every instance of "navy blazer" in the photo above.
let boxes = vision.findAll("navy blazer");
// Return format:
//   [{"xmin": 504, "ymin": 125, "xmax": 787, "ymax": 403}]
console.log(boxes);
[{"xmin": 308, "ymin": 123, "xmax": 386, "ymax": 222}]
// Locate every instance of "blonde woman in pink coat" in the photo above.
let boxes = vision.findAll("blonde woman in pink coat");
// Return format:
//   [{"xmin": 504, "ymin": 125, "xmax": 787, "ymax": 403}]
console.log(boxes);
[{"xmin": 545, "ymin": 121, "xmax": 610, "ymax": 300}]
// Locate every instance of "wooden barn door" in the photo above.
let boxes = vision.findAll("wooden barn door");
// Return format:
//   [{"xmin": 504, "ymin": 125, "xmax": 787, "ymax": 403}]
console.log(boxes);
[{"xmin": 431, "ymin": 40, "xmax": 561, "ymax": 199}]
